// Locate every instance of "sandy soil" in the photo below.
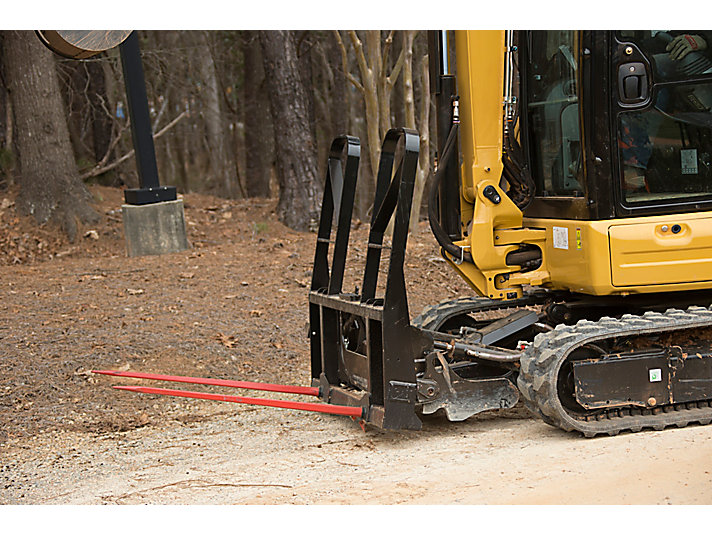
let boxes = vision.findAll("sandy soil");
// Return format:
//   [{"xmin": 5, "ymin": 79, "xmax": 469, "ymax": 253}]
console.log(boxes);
[{"xmin": 1, "ymin": 185, "xmax": 711, "ymax": 505}]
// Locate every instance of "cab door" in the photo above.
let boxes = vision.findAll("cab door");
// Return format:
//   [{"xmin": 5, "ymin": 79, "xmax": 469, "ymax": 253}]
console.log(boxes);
[{"xmin": 612, "ymin": 31, "xmax": 712, "ymax": 217}]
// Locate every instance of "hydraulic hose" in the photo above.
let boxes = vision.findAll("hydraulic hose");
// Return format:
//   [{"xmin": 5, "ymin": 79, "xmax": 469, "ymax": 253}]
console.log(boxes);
[
  {"xmin": 428, "ymin": 121, "xmax": 474, "ymax": 264},
  {"xmin": 433, "ymin": 340, "xmax": 522, "ymax": 363}
]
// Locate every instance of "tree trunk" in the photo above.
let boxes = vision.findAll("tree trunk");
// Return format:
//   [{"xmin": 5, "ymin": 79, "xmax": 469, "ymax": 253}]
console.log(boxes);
[
  {"xmin": 243, "ymin": 31, "xmax": 273, "ymax": 198},
  {"xmin": 196, "ymin": 31, "xmax": 238, "ymax": 198},
  {"xmin": 3, "ymin": 30, "xmax": 99, "ymax": 241},
  {"xmin": 327, "ymin": 35, "xmax": 348, "ymax": 137},
  {"xmin": 409, "ymin": 47, "xmax": 431, "ymax": 232},
  {"xmin": 360, "ymin": 31, "xmax": 383, "ymax": 180},
  {"xmin": 259, "ymin": 30, "xmax": 321, "ymax": 231},
  {"xmin": 296, "ymin": 31, "xmax": 318, "ymax": 154},
  {"xmin": 0, "ymin": 32, "xmax": 14, "ymax": 187}
]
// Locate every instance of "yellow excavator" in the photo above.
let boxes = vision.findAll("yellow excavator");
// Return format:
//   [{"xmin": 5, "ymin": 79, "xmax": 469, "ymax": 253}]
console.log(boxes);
[{"xmin": 308, "ymin": 30, "xmax": 712, "ymax": 436}]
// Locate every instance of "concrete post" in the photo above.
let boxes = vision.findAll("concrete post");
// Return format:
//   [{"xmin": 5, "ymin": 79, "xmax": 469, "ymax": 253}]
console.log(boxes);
[{"xmin": 122, "ymin": 199, "xmax": 190, "ymax": 257}]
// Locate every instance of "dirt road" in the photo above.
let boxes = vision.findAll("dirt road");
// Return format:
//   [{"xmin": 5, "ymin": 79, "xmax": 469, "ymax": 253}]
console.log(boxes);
[
  {"xmin": 1, "ymin": 186, "xmax": 711, "ymax": 505},
  {"xmin": 3, "ymin": 404, "xmax": 711, "ymax": 504}
]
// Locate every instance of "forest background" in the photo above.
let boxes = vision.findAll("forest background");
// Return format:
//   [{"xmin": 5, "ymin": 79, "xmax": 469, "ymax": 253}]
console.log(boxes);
[{"xmin": 0, "ymin": 30, "xmax": 434, "ymax": 240}]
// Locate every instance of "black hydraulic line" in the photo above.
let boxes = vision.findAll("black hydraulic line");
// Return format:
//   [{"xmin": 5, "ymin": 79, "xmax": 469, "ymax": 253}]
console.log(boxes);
[
  {"xmin": 428, "ymin": 121, "xmax": 474, "ymax": 264},
  {"xmin": 433, "ymin": 340, "xmax": 522, "ymax": 363},
  {"xmin": 505, "ymin": 249, "xmax": 541, "ymax": 266},
  {"xmin": 502, "ymin": 109, "xmax": 535, "ymax": 210}
]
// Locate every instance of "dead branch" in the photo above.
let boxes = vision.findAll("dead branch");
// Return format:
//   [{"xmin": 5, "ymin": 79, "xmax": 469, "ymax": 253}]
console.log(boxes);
[
  {"xmin": 80, "ymin": 110, "xmax": 188, "ymax": 180},
  {"xmin": 152, "ymin": 96, "xmax": 168, "ymax": 131},
  {"xmin": 332, "ymin": 30, "xmax": 364, "ymax": 94},
  {"xmin": 85, "ymin": 118, "xmax": 131, "ymax": 175},
  {"xmin": 387, "ymin": 35, "xmax": 408, "ymax": 89}
]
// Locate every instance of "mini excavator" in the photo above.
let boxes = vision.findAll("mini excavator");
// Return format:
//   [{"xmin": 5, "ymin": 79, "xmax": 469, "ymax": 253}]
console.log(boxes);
[{"xmin": 98, "ymin": 30, "xmax": 712, "ymax": 437}]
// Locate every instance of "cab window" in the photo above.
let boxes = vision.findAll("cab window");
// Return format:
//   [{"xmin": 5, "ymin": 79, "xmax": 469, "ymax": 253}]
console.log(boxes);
[
  {"xmin": 616, "ymin": 31, "xmax": 712, "ymax": 205},
  {"xmin": 526, "ymin": 30, "xmax": 583, "ymax": 197}
]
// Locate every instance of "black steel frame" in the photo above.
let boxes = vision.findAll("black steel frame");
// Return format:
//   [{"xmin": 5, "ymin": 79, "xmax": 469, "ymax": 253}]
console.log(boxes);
[{"xmin": 309, "ymin": 129, "xmax": 431, "ymax": 430}]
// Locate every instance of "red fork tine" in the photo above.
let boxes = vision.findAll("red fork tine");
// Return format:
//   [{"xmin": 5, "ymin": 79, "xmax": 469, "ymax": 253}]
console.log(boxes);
[
  {"xmin": 113, "ymin": 385, "xmax": 364, "ymax": 418},
  {"xmin": 93, "ymin": 369, "xmax": 320, "ymax": 397}
]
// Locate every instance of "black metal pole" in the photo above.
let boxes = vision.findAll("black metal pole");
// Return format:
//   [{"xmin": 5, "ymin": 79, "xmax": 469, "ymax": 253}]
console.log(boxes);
[{"xmin": 119, "ymin": 31, "xmax": 176, "ymax": 205}]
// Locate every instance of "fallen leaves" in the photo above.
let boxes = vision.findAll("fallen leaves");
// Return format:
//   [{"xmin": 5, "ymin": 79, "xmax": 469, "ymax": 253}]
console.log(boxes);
[{"xmin": 216, "ymin": 333, "xmax": 237, "ymax": 348}]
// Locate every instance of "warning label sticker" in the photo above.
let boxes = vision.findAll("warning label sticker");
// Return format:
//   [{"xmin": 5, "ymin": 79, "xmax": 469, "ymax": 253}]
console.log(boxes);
[{"xmin": 553, "ymin": 226, "xmax": 569, "ymax": 250}]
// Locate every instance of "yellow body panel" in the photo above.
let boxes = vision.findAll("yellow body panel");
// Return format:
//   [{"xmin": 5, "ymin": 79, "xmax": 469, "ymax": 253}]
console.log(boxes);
[
  {"xmin": 525, "ymin": 213, "xmax": 712, "ymax": 295},
  {"xmin": 609, "ymin": 218, "xmax": 712, "ymax": 287}
]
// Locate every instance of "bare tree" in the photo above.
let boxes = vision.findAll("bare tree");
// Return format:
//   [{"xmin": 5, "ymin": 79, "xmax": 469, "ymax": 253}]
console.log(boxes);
[
  {"xmin": 259, "ymin": 30, "xmax": 322, "ymax": 231},
  {"xmin": 196, "ymin": 31, "xmax": 239, "ymax": 198},
  {"xmin": 402, "ymin": 31, "xmax": 431, "ymax": 232},
  {"xmin": 3, "ymin": 31, "xmax": 99, "ymax": 241},
  {"xmin": 333, "ymin": 30, "xmax": 405, "ymax": 180}
]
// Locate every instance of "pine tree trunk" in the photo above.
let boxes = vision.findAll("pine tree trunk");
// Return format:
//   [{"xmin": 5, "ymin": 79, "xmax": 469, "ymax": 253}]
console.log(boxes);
[
  {"xmin": 259, "ymin": 30, "xmax": 321, "ymax": 231},
  {"xmin": 3, "ymin": 30, "xmax": 99, "ymax": 241},
  {"xmin": 243, "ymin": 31, "xmax": 273, "ymax": 198}
]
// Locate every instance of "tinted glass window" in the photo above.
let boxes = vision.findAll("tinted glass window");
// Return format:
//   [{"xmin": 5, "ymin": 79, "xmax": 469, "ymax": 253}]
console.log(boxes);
[
  {"xmin": 616, "ymin": 31, "xmax": 712, "ymax": 205},
  {"xmin": 526, "ymin": 31, "xmax": 583, "ymax": 197},
  {"xmin": 619, "ymin": 81, "xmax": 712, "ymax": 203}
]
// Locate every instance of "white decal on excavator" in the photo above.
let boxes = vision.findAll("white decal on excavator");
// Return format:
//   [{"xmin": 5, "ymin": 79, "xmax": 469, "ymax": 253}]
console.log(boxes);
[{"xmin": 553, "ymin": 227, "xmax": 569, "ymax": 250}]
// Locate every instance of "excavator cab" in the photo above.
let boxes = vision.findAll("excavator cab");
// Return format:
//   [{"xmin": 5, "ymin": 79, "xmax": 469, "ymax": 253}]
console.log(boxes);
[
  {"xmin": 535, "ymin": 30, "xmax": 712, "ymax": 210},
  {"xmin": 527, "ymin": 30, "xmax": 712, "ymax": 210}
]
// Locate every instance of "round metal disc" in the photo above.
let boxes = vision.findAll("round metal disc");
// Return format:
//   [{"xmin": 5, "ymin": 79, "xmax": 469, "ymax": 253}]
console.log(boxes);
[{"xmin": 36, "ymin": 30, "xmax": 132, "ymax": 59}]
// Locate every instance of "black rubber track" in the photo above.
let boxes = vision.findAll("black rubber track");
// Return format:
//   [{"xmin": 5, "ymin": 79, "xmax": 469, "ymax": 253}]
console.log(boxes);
[{"xmin": 517, "ymin": 306, "xmax": 712, "ymax": 437}]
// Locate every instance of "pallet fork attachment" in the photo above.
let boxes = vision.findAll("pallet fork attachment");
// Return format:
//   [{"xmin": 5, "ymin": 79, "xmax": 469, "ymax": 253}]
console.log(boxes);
[
  {"xmin": 309, "ymin": 129, "xmax": 431, "ymax": 430},
  {"xmin": 113, "ymin": 385, "xmax": 364, "ymax": 417},
  {"xmin": 95, "ymin": 129, "xmax": 434, "ymax": 429},
  {"xmin": 93, "ymin": 369, "xmax": 319, "ymax": 396}
]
